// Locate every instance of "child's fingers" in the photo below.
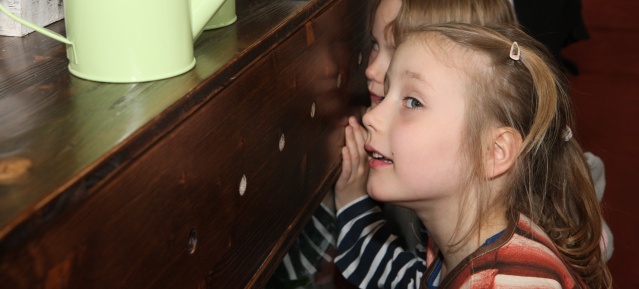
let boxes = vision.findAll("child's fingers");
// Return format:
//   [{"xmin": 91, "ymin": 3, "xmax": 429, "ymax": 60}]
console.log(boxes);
[
  {"xmin": 335, "ymin": 121, "xmax": 369, "ymax": 209},
  {"xmin": 345, "ymin": 125, "xmax": 362, "ymax": 174},
  {"xmin": 336, "ymin": 146, "xmax": 352, "ymax": 187},
  {"xmin": 349, "ymin": 117, "xmax": 367, "ymax": 146},
  {"xmin": 335, "ymin": 144, "xmax": 367, "ymax": 209},
  {"xmin": 349, "ymin": 117, "xmax": 369, "ymax": 172}
]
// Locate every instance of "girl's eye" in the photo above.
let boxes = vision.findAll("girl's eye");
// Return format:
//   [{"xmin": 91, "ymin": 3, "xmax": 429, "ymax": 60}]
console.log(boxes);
[
  {"xmin": 371, "ymin": 40, "xmax": 380, "ymax": 52},
  {"xmin": 404, "ymin": 97, "xmax": 423, "ymax": 108}
]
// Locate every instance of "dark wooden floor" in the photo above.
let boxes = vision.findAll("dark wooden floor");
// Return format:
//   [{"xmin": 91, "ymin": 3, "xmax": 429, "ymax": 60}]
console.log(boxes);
[{"xmin": 563, "ymin": 0, "xmax": 639, "ymax": 288}]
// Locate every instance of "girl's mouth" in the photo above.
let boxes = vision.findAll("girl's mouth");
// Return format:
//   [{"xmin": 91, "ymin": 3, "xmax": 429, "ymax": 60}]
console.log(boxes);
[
  {"xmin": 369, "ymin": 92, "xmax": 383, "ymax": 105},
  {"xmin": 366, "ymin": 145, "xmax": 393, "ymax": 168},
  {"xmin": 370, "ymin": 151, "xmax": 393, "ymax": 163}
]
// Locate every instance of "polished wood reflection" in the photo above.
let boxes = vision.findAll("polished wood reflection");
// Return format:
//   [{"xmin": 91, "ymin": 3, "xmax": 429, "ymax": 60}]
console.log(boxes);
[{"xmin": 0, "ymin": 0, "xmax": 368, "ymax": 288}]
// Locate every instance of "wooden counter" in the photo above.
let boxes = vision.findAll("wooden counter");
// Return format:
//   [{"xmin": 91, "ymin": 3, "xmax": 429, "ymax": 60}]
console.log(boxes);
[{"xmin": 0, "ymin": 0, "xmax": 368, "ymax": 287}]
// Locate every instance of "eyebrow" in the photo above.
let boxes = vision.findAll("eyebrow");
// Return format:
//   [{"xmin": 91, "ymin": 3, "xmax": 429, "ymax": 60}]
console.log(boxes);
[
  {"xmin": 384, "ymin": 69, "xmax": 430, "ymax": 94},
  {"xmin": 401, "ymin": 70, "xmax": 425, "ymax": 82}
]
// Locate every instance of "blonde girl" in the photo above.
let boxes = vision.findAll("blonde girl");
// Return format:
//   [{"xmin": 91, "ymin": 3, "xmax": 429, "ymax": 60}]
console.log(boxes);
[
  {"xmin": 336, "ymin": 0, "xmax": 521, "ymax": 254},
  {"xmin": 337, "ymin": 22, "xmax": 611, "ymax": 288}
]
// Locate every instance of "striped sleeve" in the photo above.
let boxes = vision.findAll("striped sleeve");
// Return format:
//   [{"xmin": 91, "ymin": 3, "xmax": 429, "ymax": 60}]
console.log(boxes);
[
  {"xmin": 272, "ymin": 203, "xmax": 337, "ymax": 281},
  {"xmin": 335, "ymin": 196, "xmax": 426, "ymax": 289}
]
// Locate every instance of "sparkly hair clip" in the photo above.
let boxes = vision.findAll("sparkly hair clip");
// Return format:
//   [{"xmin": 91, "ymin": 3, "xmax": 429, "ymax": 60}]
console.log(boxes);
[
  {"xmin": 509, "ymin": 41, "xmax": 520, "ymax": 61},
  {"xmin": 563, "ymin": 126, "xmax": 573, "ymax": 142}
]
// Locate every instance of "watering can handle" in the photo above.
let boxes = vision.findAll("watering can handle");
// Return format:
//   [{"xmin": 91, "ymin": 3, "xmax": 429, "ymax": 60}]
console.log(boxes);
[{"xmin": 0, "ymin": 4, "xmax": 73, "ymax": 45}]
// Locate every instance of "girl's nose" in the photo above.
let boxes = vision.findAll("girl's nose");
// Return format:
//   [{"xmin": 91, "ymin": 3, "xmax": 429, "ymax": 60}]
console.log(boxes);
[
  {"xmin": 362, "ymin": 102, "xmax": 380, "ymax": 133},
  {"xmin": 365, "ymin": 58, "xmax": 384, "ymax": 85}
]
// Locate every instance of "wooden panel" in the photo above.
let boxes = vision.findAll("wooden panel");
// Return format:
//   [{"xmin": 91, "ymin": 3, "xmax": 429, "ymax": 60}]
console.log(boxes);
[
  {"xmin": 0, "ymin": 0, "xmax": 368, "ymax": 288},
  {"xmin": 0, "ymin": 0, "xmax": 315, "ymax": 245}
]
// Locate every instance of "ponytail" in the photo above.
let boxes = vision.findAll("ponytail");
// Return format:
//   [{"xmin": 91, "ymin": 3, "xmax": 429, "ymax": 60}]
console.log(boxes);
[{"xmin": 506, "ymin": 28, "xmax": 610, "ymax": 288}]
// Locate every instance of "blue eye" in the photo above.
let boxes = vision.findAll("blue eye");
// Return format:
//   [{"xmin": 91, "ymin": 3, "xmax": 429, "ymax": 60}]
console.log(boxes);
[
  {"xmin": 372, "ymin": 41, "xmax": 379, "ymax": 52},
  {"xmin": 404, "ymin": 97, "xmax": 422, "ymax": 108}
]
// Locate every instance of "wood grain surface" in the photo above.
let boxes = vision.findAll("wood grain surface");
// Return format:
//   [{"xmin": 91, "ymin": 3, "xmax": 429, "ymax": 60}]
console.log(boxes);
[{"xmin": 0, "ymin": 0, "xmax": 369, "ymax": 288}]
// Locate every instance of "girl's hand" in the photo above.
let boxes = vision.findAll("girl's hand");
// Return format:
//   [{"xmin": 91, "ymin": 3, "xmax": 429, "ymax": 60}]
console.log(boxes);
[{"xmin": 335, "ymin": 116, "xmax": 369, "ymax": 210}]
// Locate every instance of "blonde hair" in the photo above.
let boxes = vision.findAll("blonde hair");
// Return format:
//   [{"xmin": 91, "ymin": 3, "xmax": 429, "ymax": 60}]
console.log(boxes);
[
  {"xmin": 402, "ymin": 23, "xmax": 611, "ymax": 288},
  {"xmin": 394, "ymin": 0, "xmax": 518, "ymax": 43},
  {"xmin": 369, "ymin": 0, "xmax": 517, "ymax": 51}
]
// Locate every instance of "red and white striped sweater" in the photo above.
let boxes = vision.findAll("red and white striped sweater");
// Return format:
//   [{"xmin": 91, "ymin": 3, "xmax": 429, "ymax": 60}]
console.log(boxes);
[{"xmin": 422, "ymin": 213, "xmax": 586, "ymax": 289}]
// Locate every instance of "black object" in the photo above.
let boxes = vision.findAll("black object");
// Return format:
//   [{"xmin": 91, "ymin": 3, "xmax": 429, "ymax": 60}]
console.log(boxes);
[{"xmin": 514, "ymin": 0, "xmax": 589, "ymax": 75}]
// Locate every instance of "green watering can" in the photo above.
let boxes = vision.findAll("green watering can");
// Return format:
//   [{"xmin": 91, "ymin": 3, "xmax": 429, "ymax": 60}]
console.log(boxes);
[{"xmin": 0, "ymin": 0, "xmax": 237, "ymax": 83}]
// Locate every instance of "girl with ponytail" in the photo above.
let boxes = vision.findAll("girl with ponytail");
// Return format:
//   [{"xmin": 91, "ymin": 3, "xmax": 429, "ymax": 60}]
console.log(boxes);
[{"xmin": 336, "ymin": 23, "xmax": 611, "ymax": 288}]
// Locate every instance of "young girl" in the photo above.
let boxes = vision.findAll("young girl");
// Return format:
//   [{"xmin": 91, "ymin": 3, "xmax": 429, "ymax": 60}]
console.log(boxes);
[
  {"xmin": 269, "ymin": 0, "xmax": 611, "ymax": 287},
  {"xmin": 337, "ymin": 0, "xmax": 613, "ymax": 267},
  {"xmin": 269, "ymin": 0, "xmax": 515, "ymax": 288},
  {"xmin": 336, "ymin": 23, "xmax": 612, "ymax": 288},
  {"xmin": 336, "ymin": 0, "xmax": 520, "ymax": 254}
]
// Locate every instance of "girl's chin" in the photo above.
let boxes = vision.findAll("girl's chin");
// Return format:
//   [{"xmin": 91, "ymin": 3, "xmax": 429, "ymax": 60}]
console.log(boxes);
[
  {"xmin": 368, "ymin": 182, "xmax": 417, "ymax": 206},
  {"xmin": 367, "ymin": 185, "xmax": 395, "ymax": 202}
]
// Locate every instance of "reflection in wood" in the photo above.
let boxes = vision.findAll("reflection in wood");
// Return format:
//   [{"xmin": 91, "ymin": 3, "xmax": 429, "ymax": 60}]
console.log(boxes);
[{"xmin": 0, "ymin": 0, "xmax": 368, "ymax": 288}]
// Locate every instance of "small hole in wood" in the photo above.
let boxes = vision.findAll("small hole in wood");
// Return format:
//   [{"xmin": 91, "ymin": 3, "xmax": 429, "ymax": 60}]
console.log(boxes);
[
  {"xmin": 239, "ymin": 175, "xmax": 247, "ymax": 196},
  {"xmin": 279, "ymin": 133, "xmax": 286, "ymax": 151},
  {"xmin": 188, "ymin": 228, "xmax": 197, "ymax": 254}
]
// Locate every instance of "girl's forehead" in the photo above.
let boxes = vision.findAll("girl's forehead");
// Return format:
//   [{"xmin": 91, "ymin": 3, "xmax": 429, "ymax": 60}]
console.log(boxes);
[
  {"xmin": 400, "ymin": 35, "xmax": 448, "ymax": 62},
  {"xmin": 391, "ymin": 36, "xmax": 475, "ymax": 81},
  {"xmin": 405, "ymin": 33, "xmax": 481, "ymax": 67},
  {"xmin": 375, "ymin": 0, "xmax": 401, "ymax": 25},
  {"xmin": 373, "ymin": 0, "xmax": 401, "ymax": 44}
]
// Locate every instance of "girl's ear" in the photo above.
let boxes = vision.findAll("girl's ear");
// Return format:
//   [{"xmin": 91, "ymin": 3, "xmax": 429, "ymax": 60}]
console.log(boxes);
[{"xmin": 486, "ymin": 127, "xmax": 522, "ymax": 179}]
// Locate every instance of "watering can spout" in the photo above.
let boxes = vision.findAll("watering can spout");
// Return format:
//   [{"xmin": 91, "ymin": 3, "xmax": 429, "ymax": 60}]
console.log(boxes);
[
  {"xmin": 0, "ymin": 4, "xmax": 77, "ymax": 61},
  {"xmin": 190, "ymin": 0, "xmax": 227, "ymax": 38},
  {"xmin": 0, "ymin": 5, "xmax": 70, "ymax": 45}
]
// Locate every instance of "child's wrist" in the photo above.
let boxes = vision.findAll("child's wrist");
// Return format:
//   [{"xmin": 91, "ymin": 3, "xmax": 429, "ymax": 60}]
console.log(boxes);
[
  {"xmin": 335, "ymin": 193, "xmax": 368, "ymax": 211},
  {"xmin": 336, "ymin": 195, "xmax": 370, "ymax": 216}
]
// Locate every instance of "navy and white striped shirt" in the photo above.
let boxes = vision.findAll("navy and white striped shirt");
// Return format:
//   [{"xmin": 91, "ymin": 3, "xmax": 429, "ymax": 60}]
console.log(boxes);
[{"xmin": 335, "ymin": 196, "xmax": 427, "ymax": 289}]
